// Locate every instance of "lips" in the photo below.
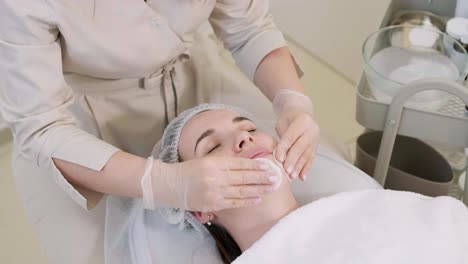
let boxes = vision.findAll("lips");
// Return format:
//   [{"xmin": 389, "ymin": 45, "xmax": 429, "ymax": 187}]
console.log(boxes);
[{"xmin": 248, "ymin": 147, "xmax": 271, "ymax": 159}]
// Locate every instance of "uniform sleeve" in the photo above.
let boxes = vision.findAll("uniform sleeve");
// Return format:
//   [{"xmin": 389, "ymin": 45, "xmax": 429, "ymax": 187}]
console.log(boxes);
[
  {"xmin": 209, "ymin": 0, "xmax": 303, "ymax": 81},
  {"xmin": 0, "ymin": 1, "xmax": 120, "ymax": 210}
]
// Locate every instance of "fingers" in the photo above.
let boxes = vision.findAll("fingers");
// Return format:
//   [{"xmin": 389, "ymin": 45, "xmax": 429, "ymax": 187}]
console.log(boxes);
[
  {"xmin": 299, "ymin": 157, "xmax": 314, "ymax": 181},
  {"xmin": 222, "ymin": 197, "xmax": 262, "ymax": 210},
  {"xmin": 227, "ymin": 170, "xmax": 280, "ymax": 186},
  {"xmin": 223, "ymin": 157, "xmax": 271, "ymax": 171},
  {"xmin": 275, "ymin": 118, "xmax": 305, "ymax": 163},
  {"xmin": 299, "ymin": 123, "xmax": 319, "ymax": 180},
  {"xmin": 292, "ymin": 140, "xmax": 318, "ymax": 181},
  {"xmin": 277, "ymin": 114, "xmax": 320, "ymax": 180},
  {"xmin": 283, "ymin": 135, "xmax": 310, "ymax": 179},
  {"xmin": 224, "ymin": 185, "xmax": 275, "ymax": 199},
  {"xmin": 292, "ymin": 147, "xmax": 312, "ymax": 181}
]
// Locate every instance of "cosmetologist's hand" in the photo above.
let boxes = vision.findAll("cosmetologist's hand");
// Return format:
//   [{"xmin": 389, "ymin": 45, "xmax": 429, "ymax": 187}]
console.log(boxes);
[
  {"xmin": 273, "ymin": 89, "xmax": 320, "ymax": 181},
  {"xmin": 141, "ymin": 156, "xmax": 280, "ymax": 212}
]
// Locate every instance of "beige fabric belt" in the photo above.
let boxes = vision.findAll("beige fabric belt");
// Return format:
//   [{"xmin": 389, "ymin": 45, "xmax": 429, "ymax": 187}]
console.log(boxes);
[{"xmin": 65, "ymin": 53, "xmax": 190, "ymax": 126}]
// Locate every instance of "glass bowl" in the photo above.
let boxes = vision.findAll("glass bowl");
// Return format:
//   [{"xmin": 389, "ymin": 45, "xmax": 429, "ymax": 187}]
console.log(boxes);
[
  {"xmin": 362, "ymin": 25, "xmax": 468, "ymax": 110},
  {"xmin": 390, "ymin": 9, "xmax": 446, "ymax": 32}
]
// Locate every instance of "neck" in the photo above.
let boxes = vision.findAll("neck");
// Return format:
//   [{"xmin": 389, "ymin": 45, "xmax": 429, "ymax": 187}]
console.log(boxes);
[{"xmin": 219, "ymin": 189, "xmax": 299, "ymax": 251}]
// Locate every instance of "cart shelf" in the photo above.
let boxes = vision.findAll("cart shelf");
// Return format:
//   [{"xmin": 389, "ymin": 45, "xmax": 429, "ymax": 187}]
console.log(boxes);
[{"xmin": 355, "ymin": 0, "xmax": 468, "ymax": 205}]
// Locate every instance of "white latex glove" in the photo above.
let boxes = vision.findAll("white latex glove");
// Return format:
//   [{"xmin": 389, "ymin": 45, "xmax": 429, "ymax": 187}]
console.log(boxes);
[
  {"xmin": 273, "ymin": 89, "xmax": 320, "ymax": 181},
  {"xmin": 141, "ymin": 157, "xmax": 280, "ymax": 212}
]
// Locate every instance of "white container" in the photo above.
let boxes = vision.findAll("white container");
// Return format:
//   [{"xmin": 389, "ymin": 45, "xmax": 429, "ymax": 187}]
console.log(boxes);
[
  {"xmin": 447, "ymin": 17, "xmax": 468, "ymax": 40},
  {"xmin": 455, "ymin": 0, "xmax": 468, "ymax": 18}
]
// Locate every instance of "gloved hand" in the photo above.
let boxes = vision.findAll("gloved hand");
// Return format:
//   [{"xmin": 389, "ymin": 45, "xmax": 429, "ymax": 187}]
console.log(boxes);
[
  {"xmin": 141, "ymin": 156, "xmax": 280, "ymax": 212},
  {"xmin": 273, "ymin": 89, "xmax": 320, "ymax": 181}
]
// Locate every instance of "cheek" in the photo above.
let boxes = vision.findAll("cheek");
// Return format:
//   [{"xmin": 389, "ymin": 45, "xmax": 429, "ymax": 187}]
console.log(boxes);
[
  {"xmin": 255, "ymin": 132, "xmax": 277, "ymax": 150},
  {"xmin": 210, "ymin": 145, "xmax": 234, "ymax": 157}
]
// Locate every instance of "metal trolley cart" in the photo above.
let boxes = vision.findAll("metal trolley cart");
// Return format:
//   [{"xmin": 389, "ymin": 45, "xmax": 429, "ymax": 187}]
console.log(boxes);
[{"xmin": 356, "ymin": 0, "xmax": 468, "ymax": 205}]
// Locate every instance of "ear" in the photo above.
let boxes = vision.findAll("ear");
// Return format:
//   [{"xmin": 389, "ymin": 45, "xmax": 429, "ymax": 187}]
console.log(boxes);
[{"xmin": 190, "ymin": 211, "xmax": 214, "ymax": 224}]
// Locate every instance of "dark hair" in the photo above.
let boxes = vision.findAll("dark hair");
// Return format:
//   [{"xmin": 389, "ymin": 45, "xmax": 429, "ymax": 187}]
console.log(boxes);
[{"xmin": 204, "ymin": 223, "xmax": 242, "ymax": 263}]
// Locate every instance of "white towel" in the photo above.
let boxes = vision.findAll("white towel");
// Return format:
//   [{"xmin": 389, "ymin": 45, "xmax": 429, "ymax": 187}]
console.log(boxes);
[{"xmin": 234, "ymin": 190, "xmax": 468, "ymax": 264}]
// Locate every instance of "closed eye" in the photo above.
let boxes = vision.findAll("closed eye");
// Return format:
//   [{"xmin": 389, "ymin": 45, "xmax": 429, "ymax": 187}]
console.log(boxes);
[
  {"xmin": 248, "ymin": 129, "xmax": 256, "ymax": 133},
  {"xmin": 207, "ymin": 144, "xmax": 220, "ymax": 154}
]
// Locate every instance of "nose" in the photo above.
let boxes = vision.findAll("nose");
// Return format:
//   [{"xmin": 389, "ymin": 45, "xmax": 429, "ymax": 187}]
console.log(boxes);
[{"xmin": 235, "ymin": 131, "xmax": 254, "ymax": 152}]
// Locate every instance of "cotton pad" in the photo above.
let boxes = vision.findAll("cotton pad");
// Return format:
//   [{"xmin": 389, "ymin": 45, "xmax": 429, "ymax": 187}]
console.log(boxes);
[
  {"xmin": 408, "ymin": 27, "xmax": 439, "ymax": 48},
  {"xmin": 255, "ymin": 157, "xmax": 284, "ymax": 191}
]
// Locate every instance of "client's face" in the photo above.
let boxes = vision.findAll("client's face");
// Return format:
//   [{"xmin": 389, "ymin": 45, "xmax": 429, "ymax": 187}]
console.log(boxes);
[
  {"xmin": 178, "ymin": 109, "xmax": 292, "ymax": 228},
  {"xmin": 179, "ymin": 109, "xmax": 276, "ymax": 161}
]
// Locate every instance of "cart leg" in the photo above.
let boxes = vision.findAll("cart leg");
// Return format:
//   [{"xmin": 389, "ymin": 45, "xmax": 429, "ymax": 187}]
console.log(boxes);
[
  {"xmin": 463, "ymin": 149, "xmax": 468, "ymax": 206},
  {"xmin": 373, "ymin": 120, "xmax": 399, "ymax": 186}
]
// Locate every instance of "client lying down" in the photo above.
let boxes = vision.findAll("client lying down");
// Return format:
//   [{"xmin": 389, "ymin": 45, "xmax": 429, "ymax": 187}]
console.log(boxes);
[{"xmin": 123, "ymin": 104, "xmax": 468, "ymax": 264}]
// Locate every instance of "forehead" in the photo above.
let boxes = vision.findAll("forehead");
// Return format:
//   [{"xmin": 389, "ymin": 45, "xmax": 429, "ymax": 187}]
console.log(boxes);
[
  {"xmin": 183, "ymin": 109, "xmax": 239, "ymax": 133},
  {"xmin": 187, "ymin": 109, "xmax": 239, "ymax": 125}
]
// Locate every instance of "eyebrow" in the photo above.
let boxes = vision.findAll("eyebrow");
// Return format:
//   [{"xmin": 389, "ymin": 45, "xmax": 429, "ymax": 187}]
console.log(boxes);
[
  {"xmin": 232, "ymin": 116, "xmax": 253, "ymax": 123},
  {"xmin": 193, "ymin": 116, "xmax": 253, "ymax": 154},
  {"xmin": 194, "ymin": 129, "xmax": 214, "ymax": 154}
]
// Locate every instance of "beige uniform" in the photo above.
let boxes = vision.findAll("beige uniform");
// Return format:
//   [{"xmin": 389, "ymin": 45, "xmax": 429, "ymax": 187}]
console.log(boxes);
[{"xmin": 0, "ymin": 0, "xmax": 301, "ymax": 263}]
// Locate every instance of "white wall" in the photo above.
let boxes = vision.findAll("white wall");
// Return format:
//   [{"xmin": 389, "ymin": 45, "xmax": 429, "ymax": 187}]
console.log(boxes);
[{"xmin": 270, "ymin": 0, "xmax": 391, "ymax": 83}]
